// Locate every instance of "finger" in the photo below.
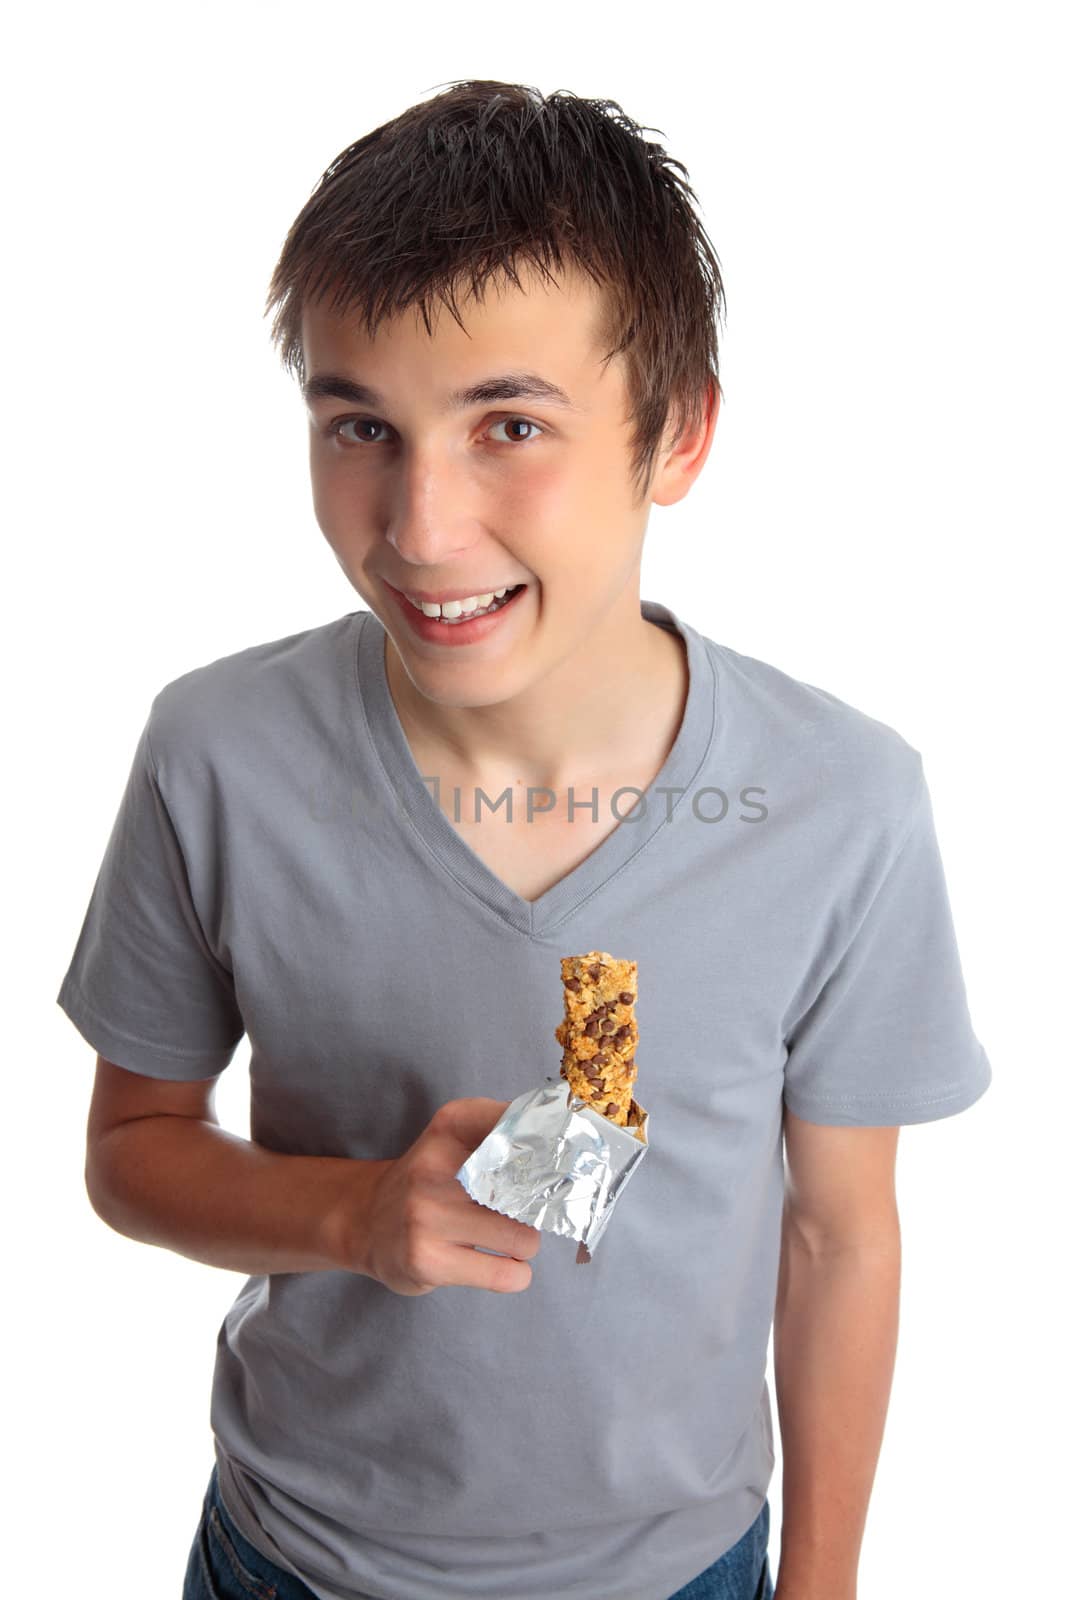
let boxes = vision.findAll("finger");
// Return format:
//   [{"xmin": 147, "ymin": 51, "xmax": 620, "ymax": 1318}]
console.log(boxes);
[
  {"xmin": 432, "ymin": 1096, "xmax": 511, "ymax": 1155},
  {"xmin": 455, "ymin": 1199, "xmax": 542, "ymax": 1260},
  {"xmin": 439, "ymin": 1243, "xmax": 535, "ymax": 1294}
]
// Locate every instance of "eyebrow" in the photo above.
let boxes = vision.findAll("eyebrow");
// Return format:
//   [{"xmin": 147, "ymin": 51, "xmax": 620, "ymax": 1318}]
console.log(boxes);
[{"xmin": 302, "ymin": 370, "xmax": 583, "ymax": 413}]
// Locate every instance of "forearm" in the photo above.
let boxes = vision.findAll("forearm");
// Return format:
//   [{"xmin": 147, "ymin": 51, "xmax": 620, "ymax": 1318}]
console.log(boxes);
[
  {"xmin": 86, "ymin": 1115, "xmax": 388, "ymax": 1276},
  {"xmin": 772, "ymin": 1218, "xmax": 901, "ymax": 1600}
]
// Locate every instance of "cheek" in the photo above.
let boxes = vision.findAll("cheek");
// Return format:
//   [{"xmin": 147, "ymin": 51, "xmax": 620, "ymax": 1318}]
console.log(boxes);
[
  {"xmin": 496, "ymin": 454, "xmax": 592, "ymax": 535},
  {"xmin": 309, "ymin": 460, "xmax": 333, "ymax": 524},
  {"xmin": 517, "ymin": 464, "xmax": 626, "ymax": 561},
  {"xmin": 309, "ymin": 458, "xmax": 357, "ymax": 542}
]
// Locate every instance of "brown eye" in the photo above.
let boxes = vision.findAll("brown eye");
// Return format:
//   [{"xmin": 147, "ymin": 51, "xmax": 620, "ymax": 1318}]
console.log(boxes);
[
  {"xmin": 487, "ymin": 417, "xmax": 544, "ymax": 445},
  {"xmin": 328, "ymin": 415, "xmax": 543, "ymax": 446},
  {"xmin": 331, "ymin": 418, "xmax": 390, "ymax": 444}
]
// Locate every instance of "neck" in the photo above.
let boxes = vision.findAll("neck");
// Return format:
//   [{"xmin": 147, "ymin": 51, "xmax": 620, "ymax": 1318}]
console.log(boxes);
[{"xmin": 383, "ymin": 595, "xmax": 688, "ymax": 795}]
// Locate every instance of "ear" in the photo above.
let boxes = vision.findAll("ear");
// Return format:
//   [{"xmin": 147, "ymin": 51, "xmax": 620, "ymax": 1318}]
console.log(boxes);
[{"xmin": 650, "ymin": 381, "xmax": 721, "ymax": 508}]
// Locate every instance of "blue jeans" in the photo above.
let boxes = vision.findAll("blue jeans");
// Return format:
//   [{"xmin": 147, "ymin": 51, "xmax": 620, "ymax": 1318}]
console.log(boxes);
[{"xmin": 182, "ymin": 1463, "xmax": 775, "ymax": 1600}]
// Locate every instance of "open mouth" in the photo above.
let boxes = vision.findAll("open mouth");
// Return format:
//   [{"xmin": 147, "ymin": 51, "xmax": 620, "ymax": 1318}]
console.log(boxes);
[{"xmin": 400, "ymin": 585, "xmax": 528, "ymax": 625}]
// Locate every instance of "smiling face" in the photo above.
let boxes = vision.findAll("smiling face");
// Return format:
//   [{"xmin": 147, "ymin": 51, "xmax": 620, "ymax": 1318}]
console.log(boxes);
[{"xmin": 301, "ymin": 258, "xmax": 713, "ymax": 711}]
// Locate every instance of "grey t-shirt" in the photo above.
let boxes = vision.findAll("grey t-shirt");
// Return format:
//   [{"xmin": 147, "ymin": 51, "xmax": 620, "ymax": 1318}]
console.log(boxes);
[{"xmin": 57, "ymin": 599, "xmax": 992, "ymax": 1600}]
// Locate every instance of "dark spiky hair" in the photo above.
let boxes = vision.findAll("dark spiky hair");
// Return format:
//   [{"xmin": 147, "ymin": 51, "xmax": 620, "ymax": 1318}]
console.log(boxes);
[{"xmin": 264, "ymin": 79, "xmax": 726, "ymax": 502}]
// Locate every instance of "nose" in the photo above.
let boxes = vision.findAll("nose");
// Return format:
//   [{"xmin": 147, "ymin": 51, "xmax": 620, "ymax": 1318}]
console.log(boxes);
[{"xmin": 384, "ymin": 444, "xmax": 479, "ymax": 571}]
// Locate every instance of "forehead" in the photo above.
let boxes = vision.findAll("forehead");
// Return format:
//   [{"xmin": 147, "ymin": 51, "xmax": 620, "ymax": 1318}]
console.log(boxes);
[{"xmin": 300, "ymin": 258, "xmax": 612, "ymax": 385}]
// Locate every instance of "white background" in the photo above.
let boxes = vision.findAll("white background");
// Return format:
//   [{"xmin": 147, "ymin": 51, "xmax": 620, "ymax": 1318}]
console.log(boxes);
[{"xmin": 8, "ymin": 2, "xmax": 1062, "ymax": 1595}]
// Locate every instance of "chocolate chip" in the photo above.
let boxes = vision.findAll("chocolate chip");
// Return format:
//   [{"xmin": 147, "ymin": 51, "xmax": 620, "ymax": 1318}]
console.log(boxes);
[
  {"xmin": 614, "ymin": 1024, "xmax": 631, "ymax": 1039},
  {"xmin": 619, "ymin": 990, "xmax": 634, "ymax": 1005},
  {"xmin": 599, "ymin": 1017, "xmax": 614, "ymax": 1034},
  {"xmin": 564, "ymin": 977, "xmax": 582, "ymax": 992},
  {"xmin": 592, "ymin": 1052, "xmax": 608, "ymax": 1065},
  {"xmin": 589, "ymin": 1077, "xmax": 606, "ymax": 1091},
  {"xmin": 583, "ymin": 1018, "xmax": 600, "ymax": 1036},
  {"xmin": 605, "ymin": 1102, "xmax": 619, "ymax": 1117},
  {"xmin": 588, "ymin": 964, "xmax": 602, "ymax": 981}
]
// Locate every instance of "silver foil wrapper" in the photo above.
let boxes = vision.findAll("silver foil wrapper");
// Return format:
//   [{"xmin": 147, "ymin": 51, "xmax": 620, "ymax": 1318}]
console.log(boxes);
[{"xmin": 456, "ymin": 1078, "xmax": 650, "ymax": 1263}]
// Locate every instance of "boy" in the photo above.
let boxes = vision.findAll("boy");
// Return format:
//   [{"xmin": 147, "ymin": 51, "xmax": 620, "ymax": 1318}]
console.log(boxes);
[{"xmin": 58, "ymin": 80, "xmax": 992, "ymax": 1600}]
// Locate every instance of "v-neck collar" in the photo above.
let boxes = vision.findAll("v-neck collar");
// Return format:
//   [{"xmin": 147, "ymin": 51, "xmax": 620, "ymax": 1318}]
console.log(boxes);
[{"xmin": 352, "ymin": 598, "xmax": 718, "ymax": 937}]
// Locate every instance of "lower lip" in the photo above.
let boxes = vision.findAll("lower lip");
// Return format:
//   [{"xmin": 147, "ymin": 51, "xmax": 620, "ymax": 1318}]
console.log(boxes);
[{"xmin": 389, "ymin": 584, "xmax": 529, "ymax": 645}]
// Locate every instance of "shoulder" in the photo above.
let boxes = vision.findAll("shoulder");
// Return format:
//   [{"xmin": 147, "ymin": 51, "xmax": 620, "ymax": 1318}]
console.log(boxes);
[
  {"xmin": 145, "ymin": 612, "xmax": 364, "ymax": 774},
  {"xmin": 704, "ymin": 633, "xmax": 925, "ymax": 837}
]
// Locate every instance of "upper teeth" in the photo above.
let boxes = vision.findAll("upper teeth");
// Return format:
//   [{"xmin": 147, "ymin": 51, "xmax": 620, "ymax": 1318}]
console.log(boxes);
[{"xmin": 404, "ymin": 586, "xmax": 515, "ymax": 619}]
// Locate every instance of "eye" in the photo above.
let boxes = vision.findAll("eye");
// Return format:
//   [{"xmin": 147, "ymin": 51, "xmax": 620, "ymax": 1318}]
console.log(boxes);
[
  {"xmin": 326, "ymin": 415, "xmax": 544, "ymax": 447},
  {"xmin": 485, "ymin": 416, "xmax": 544, "ymax": 445},
  {"xmin": 328, "ymin": 417, "xmax": 390, "ymax": 444}
]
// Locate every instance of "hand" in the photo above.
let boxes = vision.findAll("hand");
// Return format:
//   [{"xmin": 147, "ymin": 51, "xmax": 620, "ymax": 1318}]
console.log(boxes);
[{"xmin": 340, "ymin": 1097, "xmax": 542, "ymax": 1296}]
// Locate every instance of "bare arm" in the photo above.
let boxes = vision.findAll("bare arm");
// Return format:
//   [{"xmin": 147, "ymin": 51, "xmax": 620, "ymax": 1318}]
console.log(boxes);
[
  {"xmin": 773, "ymin": 1110, "xmax": 902, "ymax": 1600},
  {"xmin": 88, "ymin": 1110, "xmax": 385, "ymax": 1276},
  {"xmin": 84, "ymin": 1056, "xmax": 540, "ymax": 1291}
]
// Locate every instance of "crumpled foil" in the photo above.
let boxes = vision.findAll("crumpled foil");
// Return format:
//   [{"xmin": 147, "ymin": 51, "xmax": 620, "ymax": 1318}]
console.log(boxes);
[{"xmin": 456, "ymin": 1078, "xmax": 650, "ymax": 1264}]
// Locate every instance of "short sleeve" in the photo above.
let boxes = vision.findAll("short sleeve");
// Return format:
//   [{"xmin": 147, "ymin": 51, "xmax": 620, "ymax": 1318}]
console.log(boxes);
[
  {"xmin": 57, "ymin": 712, "xmax": 245, "ymax": 1080},
  {"xmin": 783, "ymin": 760, "xmax": 992, "ymax": 1126}
]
